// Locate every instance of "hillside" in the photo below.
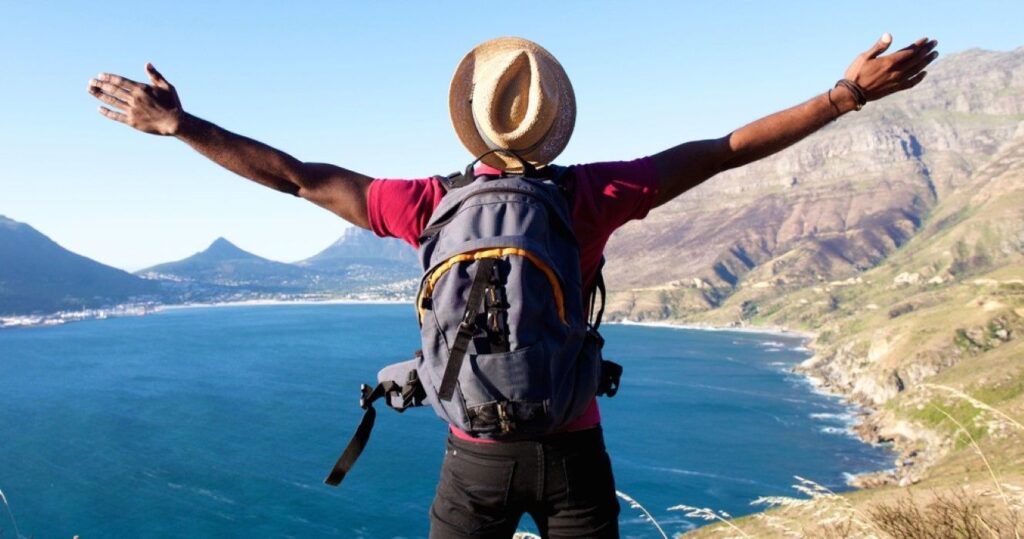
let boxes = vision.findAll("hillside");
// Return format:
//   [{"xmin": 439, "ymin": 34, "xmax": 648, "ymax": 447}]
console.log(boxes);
[
  {"xmin": 599, "ymin": 48, "xmax": 1024, "ymax": 537},
  {"xmin": 604, "ymin": 47, "xmax": 1024, "ymax": 322},
  {"xmin": 139, "ymin": 237, "xmax": 316, "ymax": 292},
  {"xmin": 0, "ymin": 216, "xmax": 159, "ymax": 314}
]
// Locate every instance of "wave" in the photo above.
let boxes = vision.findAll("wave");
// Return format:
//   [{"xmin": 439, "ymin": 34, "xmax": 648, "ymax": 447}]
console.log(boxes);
[
  {"xmin": 648, "ymin": 466, "xmax": 764, "ymax": 486},
  {"xmin": 167, "ymin": 482, "xmax": 237, "ymax": 505}
]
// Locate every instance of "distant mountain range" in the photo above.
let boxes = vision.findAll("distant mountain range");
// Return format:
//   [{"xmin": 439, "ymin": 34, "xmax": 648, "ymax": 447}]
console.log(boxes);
[
  {"xmin": 1, "ymin": 222, "xmax": 420, "ymax": 316},
  {"xmin": 0, "ymin": 215, "xmax": 160, "ymax": 315}
]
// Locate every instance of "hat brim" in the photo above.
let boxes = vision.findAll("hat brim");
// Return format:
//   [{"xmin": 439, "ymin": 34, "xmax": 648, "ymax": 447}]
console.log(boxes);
[{"xmin": 449, "ymin": 37, "xmax": 576, "ymax": 171}]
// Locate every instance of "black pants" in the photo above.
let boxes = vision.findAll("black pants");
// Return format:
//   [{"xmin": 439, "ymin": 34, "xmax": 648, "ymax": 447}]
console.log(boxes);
[{"xmin": 429, "ymin": 427, "xmax": 620, "ymax": 539}]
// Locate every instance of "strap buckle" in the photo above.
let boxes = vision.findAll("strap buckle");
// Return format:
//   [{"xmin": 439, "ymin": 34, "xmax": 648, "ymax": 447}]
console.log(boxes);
[
  {"xmin": 359, "ymin": 383, "xmax": 373, "ymax": 410},
  {"xmin": 496, "ymin": 402, "xmax": 516, "ymax": 434},
  {"xmin": 597, "ymin": 360, "xmax": 623, "ymax": 398}
]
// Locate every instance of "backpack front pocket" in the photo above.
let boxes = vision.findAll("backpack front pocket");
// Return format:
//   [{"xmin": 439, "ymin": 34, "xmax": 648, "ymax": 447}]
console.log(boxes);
[{"xmin": 459, "ymin": 344, "xmax": 551, "ymax": 436}]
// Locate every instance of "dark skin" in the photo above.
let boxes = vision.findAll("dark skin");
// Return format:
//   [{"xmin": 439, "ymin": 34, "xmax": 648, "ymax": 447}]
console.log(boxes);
[{"xmin": 87, "ymin": 34, "xmax": 937, "ymax": 222}]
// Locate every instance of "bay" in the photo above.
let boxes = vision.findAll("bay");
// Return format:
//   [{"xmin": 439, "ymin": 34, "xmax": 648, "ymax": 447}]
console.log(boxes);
[{"xmin": 0, "ymin": 304, "xmax": 891, "ymax": 538}]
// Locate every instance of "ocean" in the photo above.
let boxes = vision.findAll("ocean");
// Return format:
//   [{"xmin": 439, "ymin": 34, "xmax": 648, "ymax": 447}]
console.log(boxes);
[{"xmin": 0, "ymin": 304, "xmax": 892, "ymax": 538}]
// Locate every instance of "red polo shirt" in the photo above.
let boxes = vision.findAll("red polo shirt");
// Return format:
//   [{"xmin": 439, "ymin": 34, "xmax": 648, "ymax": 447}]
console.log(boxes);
[{"xmin": 367, "ymin": 157, "xmax": 660, "ymax": 439}]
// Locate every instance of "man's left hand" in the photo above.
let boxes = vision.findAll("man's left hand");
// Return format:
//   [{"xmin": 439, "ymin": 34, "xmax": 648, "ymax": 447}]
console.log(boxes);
[{"xmin": 843, "ymin": 33, "xmax": 938, "ymax": 102}]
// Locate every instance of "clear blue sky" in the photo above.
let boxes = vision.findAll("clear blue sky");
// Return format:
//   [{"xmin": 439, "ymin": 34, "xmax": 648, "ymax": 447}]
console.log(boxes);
[{"xmin": 1, "ymin": 1, "xmax": 1021, "ymax": 270}]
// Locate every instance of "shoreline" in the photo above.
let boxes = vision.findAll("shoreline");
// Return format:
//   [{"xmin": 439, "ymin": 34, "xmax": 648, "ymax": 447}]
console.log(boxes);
[
  {"xmin": 1, "ymin": 297, "xmax": 415, "ymax": 329},
  {"xmin": 156, "ymin": 297, "xmax": 413, "ymax": 312},
  {"xmin": 617, "ymin": 317, "xmax": 901, "ymax": 492},
  {"xmin": 613, "ymin": 319, "xmax": 816, "ymax": 340}
]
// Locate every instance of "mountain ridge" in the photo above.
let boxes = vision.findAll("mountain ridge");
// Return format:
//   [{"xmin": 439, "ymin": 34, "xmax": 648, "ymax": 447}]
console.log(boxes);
[{"xmin": 0, "ymin": 215, "xmax": 160, "ymax": 315}]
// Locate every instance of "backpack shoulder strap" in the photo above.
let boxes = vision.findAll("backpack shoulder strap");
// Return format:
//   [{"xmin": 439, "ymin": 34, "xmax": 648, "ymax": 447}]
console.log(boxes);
[
  {"xmin": 435, "ymin": 170, "xmax": 474, "ymax": 192},
  {"xmin": 437, "ymin": 149, "xmax": 542, "ymax": 193}
]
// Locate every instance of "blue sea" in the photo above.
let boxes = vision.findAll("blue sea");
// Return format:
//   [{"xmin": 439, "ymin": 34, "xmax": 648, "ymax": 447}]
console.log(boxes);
[{"xmin": 0, "ymin": 304, "xmax": 891, "ymax": 538}]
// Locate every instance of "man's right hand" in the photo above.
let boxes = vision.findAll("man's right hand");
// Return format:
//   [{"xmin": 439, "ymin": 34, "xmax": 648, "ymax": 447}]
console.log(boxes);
[
  {"xmin": 88, "ymin": 63, "xmax": 183, "ymax": 136},
  {"xmin": 87, "ymin": 63, "xmax": 373, "ymax": 227}
]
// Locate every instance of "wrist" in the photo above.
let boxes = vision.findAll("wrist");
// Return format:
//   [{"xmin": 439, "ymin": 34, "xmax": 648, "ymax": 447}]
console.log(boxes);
[
  {"xmin": 828, "ymin": 85, "xmax": 860, "ymax": 116},
  {"xmin": 171, "ymin": 111, "xmax": 195, "ymax": 138}
]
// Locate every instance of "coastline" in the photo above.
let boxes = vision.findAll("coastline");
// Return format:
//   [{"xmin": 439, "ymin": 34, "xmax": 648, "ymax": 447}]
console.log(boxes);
[
  {"xmin": 613, "ymin": 318, "xmax": 815, "ymax": 340},
  {"xmin": 617, "ymin": 317, "xmax": 905, "ymax": 492},
  {"xmin": 156, "ymin": 297, "xmax": 413, "ymax": 312},
  {"xmin": 1, "ymin": 297, "xmax": 414, "ymax": 330}
]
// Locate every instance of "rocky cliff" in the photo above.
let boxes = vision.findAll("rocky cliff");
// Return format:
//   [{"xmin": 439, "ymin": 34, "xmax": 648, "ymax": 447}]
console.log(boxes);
[{"xmin": 603, "ymin": 48, "xmax": 1024, "ymax": 322}]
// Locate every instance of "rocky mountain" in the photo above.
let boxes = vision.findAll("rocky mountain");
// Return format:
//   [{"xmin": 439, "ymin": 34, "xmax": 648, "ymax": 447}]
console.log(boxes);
[
  {"xmin": 604, "ymin": 47, "xmax": 1024, "ymax": 322},
  {"xmin": 0, "ymin": 215, "xmax": 160, "ymax": 314},
  {"xmin": 298, "ymin": 226, "xmax": 418, "ymax": 267},
  {"xmin": 296, "ymin": 226, "xmax": 420, "ymax": 285}
]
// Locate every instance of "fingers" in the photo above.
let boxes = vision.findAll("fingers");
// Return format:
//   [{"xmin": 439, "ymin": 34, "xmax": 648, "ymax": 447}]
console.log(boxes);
[
  {"xmin": 866, "ymin": 32, "xmax": 893, "ymax": 59},
  {"xmin": 89, "ymin": 86, "xmax": 130, "ymax": 109},
  {"xmin": 145, "ymin": 62, "xmax": 170, "ymax": 89},
  {"xmin": 88, "ymin": 79, "xmax": 132, "ymax": 99},
  {"xmin": 890, "ymin": 38, "xmax": 937, "ymax": 66},
  {"xmin": 96, "ymin": 72, "xmax": 144, "ymax": 91},
  {"xmin": 903, "ymin": 48, "xmax": 939, "ymax": 75},
  {"xmin": 98, "ymin": 106, "xmax": 128, "ymax": 124},
  {"xmin": 897, "ymin": 71, "xmax": 928, "ymax": 91}
]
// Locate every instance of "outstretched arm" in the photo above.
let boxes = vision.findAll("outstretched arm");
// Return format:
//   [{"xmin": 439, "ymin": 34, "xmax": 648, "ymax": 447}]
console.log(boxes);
[
  {"xmin": 650, "ymin": 34, "xmax": 938, "ymax": 208},
  {"xmin": 87, "ymin": 64, "xmax": 372, "ymax": 229}
]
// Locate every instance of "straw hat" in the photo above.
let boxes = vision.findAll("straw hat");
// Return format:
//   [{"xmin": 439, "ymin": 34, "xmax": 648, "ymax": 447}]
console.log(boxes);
[{"xmin": 449, "ymin": 37, "xmax": 576, "ymax": 171}]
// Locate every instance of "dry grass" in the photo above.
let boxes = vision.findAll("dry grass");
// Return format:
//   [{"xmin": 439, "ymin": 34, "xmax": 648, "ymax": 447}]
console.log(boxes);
[{"xmin": 869, "ymin": 490, "xmax": 1015, "ymax": 539}]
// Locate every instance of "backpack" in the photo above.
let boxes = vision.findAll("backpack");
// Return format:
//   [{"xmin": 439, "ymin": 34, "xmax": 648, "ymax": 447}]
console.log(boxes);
[{"xmin": 325, "ymin": 150, "xmax": 622, "ymax": 487}]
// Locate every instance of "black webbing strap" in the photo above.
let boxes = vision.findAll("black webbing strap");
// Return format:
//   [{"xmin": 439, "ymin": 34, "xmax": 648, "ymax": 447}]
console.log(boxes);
[
  {"xmin": 588, "ymin": 258, "xmax": 608, "ymax": 330},
  {"xmin": 437, "ymin": 257, "xmax": 496, "ymax": 402},
  {"xmin": 324, "ymin": 381, "xmax": 401, "ymax": 487}
]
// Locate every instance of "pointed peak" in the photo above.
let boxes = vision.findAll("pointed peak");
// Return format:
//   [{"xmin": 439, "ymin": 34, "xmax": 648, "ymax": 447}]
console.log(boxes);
[
  {"xmin": 199, "ymin": 237, "xmax": 256, "ymax": 260},
  {"xmin": 208, "ymin": 236, "xmax": 237, "ymax": 249}
]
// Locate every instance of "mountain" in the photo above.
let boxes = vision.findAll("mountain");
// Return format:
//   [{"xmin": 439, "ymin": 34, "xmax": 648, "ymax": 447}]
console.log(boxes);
[
  {"xmin": 603, "ymin": 47, "xmax": 1024, "ymax": 321},
  {"xmin": 0, "ymin": 215, "xmax": 159, "ymax": 315},
  {"xmin": 298, "ymin": 226, "xmax": 418, "ymax": 267},
  {"xmin": 599, "ymin": 48, "xmax": 1024, "ymax": 535},
  {"xmin": 138, "ymin": 232, "xmax": 419, "ymax": 298},
  {"xmin": 296, "ymin": 227, "xmax": 420, "ymax": 285},
  {"xmin": 138, "ymin": 237, "xmax": 315, "ymax": 291}
]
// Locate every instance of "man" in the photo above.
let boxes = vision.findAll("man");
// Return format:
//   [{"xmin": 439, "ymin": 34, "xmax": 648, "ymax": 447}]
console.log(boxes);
[{"xmin": 88, "ymin": 34, "xmax": 937, "ymax": 538}]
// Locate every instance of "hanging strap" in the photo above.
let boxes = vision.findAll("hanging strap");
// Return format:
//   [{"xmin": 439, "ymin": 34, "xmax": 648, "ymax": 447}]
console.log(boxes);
[
  {"xmin": 324, "ymin": 383, "xmax": 384, "ymax": 486},
  {"xmin": 437, "ymin": 257, "xmax": 496, "ymax": 402},
  {"xmin": 324, "ymin": 372, "xmax": 425, "ymax": 487},
  {"xmin": 588, "ymin": 257, "xmax": 607, "ymax": 330}
]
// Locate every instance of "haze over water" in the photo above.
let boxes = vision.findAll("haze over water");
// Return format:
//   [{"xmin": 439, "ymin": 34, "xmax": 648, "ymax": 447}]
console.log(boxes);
[{"xmin": 0, "ymin": 304, "xmax": 891, "ymax": 538}]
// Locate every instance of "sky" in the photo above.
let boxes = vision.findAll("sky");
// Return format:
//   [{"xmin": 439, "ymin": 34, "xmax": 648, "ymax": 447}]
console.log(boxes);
[{"xmin": 1, "ymin": 1, "xmax": 1022, "ymax": 271}]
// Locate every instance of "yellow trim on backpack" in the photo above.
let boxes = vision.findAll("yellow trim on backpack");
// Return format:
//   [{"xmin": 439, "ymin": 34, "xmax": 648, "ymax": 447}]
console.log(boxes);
[{"xmin": 417, "ymin": 247, "xmax": 567, "ymax": 326}]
